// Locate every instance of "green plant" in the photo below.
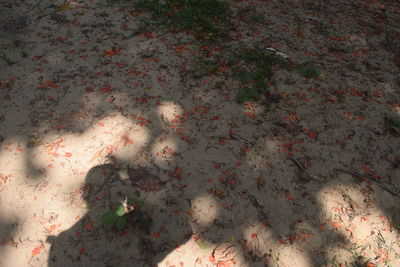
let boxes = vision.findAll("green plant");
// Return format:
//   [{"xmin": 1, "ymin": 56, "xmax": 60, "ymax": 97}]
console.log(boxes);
[
  {"xmin": 135, "ymin": 0, "xmax": 164, "ymax": 15},
  {"xmin": 196, "ymin": 238, "xmax": 208, "ymax": 250},
  {"xmin": 345, "ymin": 244, "xmax": 364, "ymax": 259},
  {"xmin": 274, "ymin": 252, "xmax": 281, "ymax": 264},
  {"xmin": 101, "ymin": 190, "xmax": 152, "ymax": 231},
  {"xmin": 192, "ymin": 45, "xmax": 285, "ymax": 103},
  {"xmin": 235, "ymin": 47, "xmax": 280, "ymax": 69},
  {"xmin": 298, "ymin": 63, "xmax": 320, "ymax": 79},
  {"xmin": 101, "ymin": 204, "xmax": 128, "ymax": 230},
  {"xmin": 236, "ymin": 86, "xmax": 264, "ymax": 103},
  {"xmin": 250, "ymin": 13, "xmax": 266, "ymax": 24},
  {"xmin": 345, "ymin": 244, "xmax": 372, "ymax": 267},
  {"xmin": 322, "ymin": 255, "xmax": 340, "ymax": 267},
  {"xmin": 376, "ymin": 232, "xmax": 394, "ymax": 266},
  {"xmin": 230, "ymin": 46, "xmax": 281, "ymax": 103},
  {"xmin": 135, "ymin": 18, "xmax": 158, "ymax": 34},
  {"xmin": 384, "ymin": 115, "xmax": 400, "ymax": 128},
  {"xmin": 133, "ymin": 0, "xmax": 232, "ymax": 41}
]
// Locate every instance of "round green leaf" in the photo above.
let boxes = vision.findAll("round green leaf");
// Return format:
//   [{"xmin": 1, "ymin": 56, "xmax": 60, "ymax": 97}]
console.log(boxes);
[
  {"xmin": 116, "ymin": 216, "xmax": 126, "ymax": 230},
  {"xmin": 115, "ymin": 205, "xmax": 126, "ymax": 216},
  {"xmin": 101, "ymin": 211, "xmax": 118, "ymax": 225}
]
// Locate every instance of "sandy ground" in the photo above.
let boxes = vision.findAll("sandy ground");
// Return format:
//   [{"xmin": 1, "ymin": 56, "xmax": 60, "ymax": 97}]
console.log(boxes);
[{"xmin": 1, "ymin": 0, "xmax": 400, "ymax": 266}]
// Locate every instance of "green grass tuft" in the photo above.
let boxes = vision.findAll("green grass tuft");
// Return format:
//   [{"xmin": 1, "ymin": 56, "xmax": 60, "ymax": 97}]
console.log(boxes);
[
  {"xmin": 133, "ymin": 0, "xmax": 231, "ymax": 41},
  {"xmin": 250, "ymin": 13, "xmax": 266, "ymax": 24},
  {"xmin": 236, "ymin": 86, "xmax": 264, "ymax": 103},
  {"xmin": 230, "ymin": 46, "xmax": 281, "ymax": 103},
  {"xmin": 298, "ymin": 63, "xmax": 320, "ymax": 79}
]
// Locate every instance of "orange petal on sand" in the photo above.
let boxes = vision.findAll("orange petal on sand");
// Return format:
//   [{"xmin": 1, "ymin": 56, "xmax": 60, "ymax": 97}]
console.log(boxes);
[
  {"xmin": 152, "ymin": 232, "xmax": 160, "ymax": 239},
  {"xmin": 46, "ymin": 80, "xmax": 58, "ymax": 88},
  {"xmin": 285, "ymin": 190, "xmax": 295, "ymax": 201},
  {"xmin": 307, "ymin": 131, "xmax": 317, "ymax": 138},
  {"xmin": 209, "ymin": 255, "xmax": 215, "ymax": 262},
  {"xmin": 32, "ymin": 245, "xmax": 43, "ymax": 257},
  {"xmin": 219, "ymin": 66, "xmax": 229, "ymax": 73},
  {"xmin": 85, "ymin": 221, "xmax": 94, "ymax": 230},
  {"xmin": 88, "ymin": 150, "xmax": 103, "ymax": 163}
]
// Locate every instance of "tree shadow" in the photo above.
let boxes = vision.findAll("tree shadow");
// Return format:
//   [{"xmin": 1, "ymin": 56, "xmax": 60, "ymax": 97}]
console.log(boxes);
[
  {"xmin": 47, "ymin": 163, "xmax": 192, "ymax": 266},
  {"xmin": 9, "ymin": 66, "xmax": 400, "ymax": 266},
  {"xmin": 0, "ymin": 1, "xmax": 399, "ymax": 266},
  {"xmin": 0, "ymin": 215, "xmax": 18, "ymax": 266}
]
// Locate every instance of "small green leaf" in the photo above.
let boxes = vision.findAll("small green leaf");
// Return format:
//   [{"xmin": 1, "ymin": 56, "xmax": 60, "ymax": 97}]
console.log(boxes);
[
  {"xmin": 134, "ymin": 190, "xmax": 141, "ymax": 197},
  {"xmin": 101, "ymin": 211, "xmax": 118, "ymax": 225},
  {"xmin": 115, "ymin": 205, "xmax": 126, "ymax": 216},
  {"xmin": 197, "ymin": 239, "xmax": 208, "ymax": 249},
  {"xmin": 116, "ymin": 216, "xmax": 126, "ymax": 230}
]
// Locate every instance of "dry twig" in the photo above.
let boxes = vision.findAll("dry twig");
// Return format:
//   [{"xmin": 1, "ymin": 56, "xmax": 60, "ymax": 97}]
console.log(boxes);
[{"xmin": 334, "ymin": 169, "xmax": 400, "ymax": 197}]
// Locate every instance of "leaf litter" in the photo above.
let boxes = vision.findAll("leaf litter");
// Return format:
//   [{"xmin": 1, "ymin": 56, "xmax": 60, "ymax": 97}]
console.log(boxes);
[{"xmin": 0, "ymin": 0, "xmax": 400, "ymax": 266}]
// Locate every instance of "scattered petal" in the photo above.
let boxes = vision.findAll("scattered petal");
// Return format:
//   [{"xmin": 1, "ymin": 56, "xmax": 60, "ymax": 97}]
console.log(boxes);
[{"xmin": 31, "ymin": 245, "xmax": 43, "ymax": 257}]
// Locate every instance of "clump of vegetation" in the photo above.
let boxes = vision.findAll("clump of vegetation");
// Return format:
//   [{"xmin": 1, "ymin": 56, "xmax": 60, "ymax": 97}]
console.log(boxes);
[
  {"xmin": 191, "ymin": 45, "xmax": 287, "ymax": 104},
  {"xmin": 236, "ymin": 85, "xmax": 263, "ymax": 103},
  {"xmin": 101, "ymin": 190, "xmax": 152, "ymax": 231},
  {"xmin": 250, "ymin": 13, "xmax": 266, "ymax": 24},
  {"xmin": 234, "ymin": 70, "xmax": 269, "ymax": 103},
  {"xmin": 298, "ymin": 62, "xmax": 320, "ymax": 79},
  {"xmin": 228, "ymin": 46, "xmax": 281, "ymax": 103},
  {"xmin": 385, "ymin": 115, "xmax": 400, "ymax": 128},
  {"xmin": 132, "ymin": 0, "xmax": 232, "ymax": 41}
]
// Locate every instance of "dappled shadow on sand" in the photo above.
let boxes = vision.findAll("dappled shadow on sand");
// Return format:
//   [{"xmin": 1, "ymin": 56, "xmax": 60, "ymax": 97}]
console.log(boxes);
[{"xmin": 0, "ymin": 0, "xmax": 399, "ymax": 266}]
